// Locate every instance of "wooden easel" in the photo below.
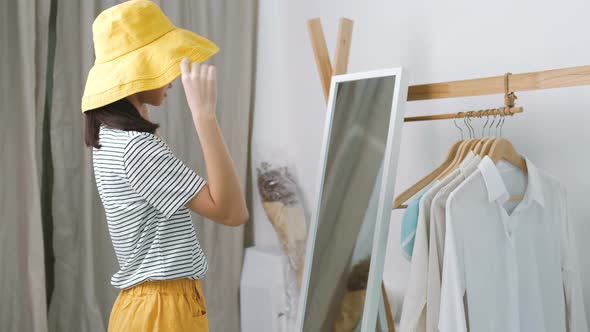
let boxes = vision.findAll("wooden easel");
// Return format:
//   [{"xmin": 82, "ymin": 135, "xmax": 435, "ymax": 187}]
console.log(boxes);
[{"xmin": 307, "ymin": 17, "xmax": 397, "ymax": 332}]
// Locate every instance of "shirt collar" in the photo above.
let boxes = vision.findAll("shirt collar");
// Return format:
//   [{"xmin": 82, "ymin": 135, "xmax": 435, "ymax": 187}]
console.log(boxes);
[{"xmin": 478, "ymin": 156, "xmax": 545, "ymax": 208}]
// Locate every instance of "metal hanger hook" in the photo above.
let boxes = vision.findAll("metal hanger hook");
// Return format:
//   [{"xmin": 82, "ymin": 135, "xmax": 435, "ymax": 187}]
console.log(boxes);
[
  {"xmin": 463, "ymin": 113, "xmax": 470, "ymax": 138},
  {"xmin": 487, "ymin": 113, "xmax": 497, "ymax": 137},
  {"xmin": 496, "ymin": 108, "xmax": 505, "ymax": 137},
  {"xmin": 500, "ymin": 108, "xmax": 509, "ymax": 137},
  {"xmin": 466, "ymin": 111, "xmax": 475, "ymax": 138},
  {"xmin": 463, "ymin": 114, "xmax": 469, "ymax": 138},
  {"xmin": 481, "ymin": 110, "xmax": 490, "ymax": 137},
  {"xmin": 454, "ymin": 113, "xmax": 464, "ymax": 140},
  {"xmin": 482, "ymin": 110, "xmax": 490, "ymax": 137}
]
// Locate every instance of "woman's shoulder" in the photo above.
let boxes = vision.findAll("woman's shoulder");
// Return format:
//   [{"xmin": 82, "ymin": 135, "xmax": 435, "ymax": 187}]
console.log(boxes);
[
  {"xmin": 98, "ymin": 126, "xmax": 167, "ymax": 156},
  {"xmin": 122, "ymin": 130, "xmax": 171, "ymax": 158},
  {"xmin": 100, "ymin": 125, "xmax": 159, "ymax": 142}
]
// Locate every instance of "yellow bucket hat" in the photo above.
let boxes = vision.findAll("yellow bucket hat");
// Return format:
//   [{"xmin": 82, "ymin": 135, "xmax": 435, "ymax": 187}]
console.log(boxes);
[{"xmin": 81, "ymin": 0, "xmax": 219, "ymax": 112}]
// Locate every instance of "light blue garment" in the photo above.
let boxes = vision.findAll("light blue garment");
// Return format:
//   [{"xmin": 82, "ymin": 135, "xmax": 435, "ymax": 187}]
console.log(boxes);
[{"xmin": 400, "ymin": 185, "xmax": 432, "ymax": 261}]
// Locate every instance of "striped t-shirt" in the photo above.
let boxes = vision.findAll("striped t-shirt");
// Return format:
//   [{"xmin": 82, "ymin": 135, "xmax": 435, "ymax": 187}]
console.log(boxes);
[{"xmin": 93, "ymin": 125, "xmax": 208, "ymax": 289}]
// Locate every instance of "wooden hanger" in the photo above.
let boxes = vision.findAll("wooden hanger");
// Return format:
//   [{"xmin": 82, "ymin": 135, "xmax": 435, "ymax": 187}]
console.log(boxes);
[
  {"xmin": 473, "ymin": 109, "xmax": 498, "ymax": 156},
  {"xmin": 488, "ymin": 137, "xmax": 527, "ymax": 172},
  {"xmin": 488, "ymin": 137, "xmax": 527, "ymax": 201},
  {"xmin": 432, "ymin": 118, "xmax": 467, "ymax": 181},
  {"xmin": 481, "ymin": 113, "xmax": 500, "ymax": 156},
  {"xmin": 436, "ymin": 139, "xmax": 469, "ymax": 179},
  {"xmin": 393, "ymin": 74, "xmax": 528, "ymax": 209},
  {"xmin": 437, "ymin": 112, "xmax": 481, "ymax": 179},
  {"xmin": 481, "ymin": 138, "xmax": 495, "ymax": 156},
  {"xmin": 392, "ymin": 109, "xmax": 484, "ymax": 209},
  {"xmin": 473, "ymin": 140, "xmax": 485, "ymax": 155},
  {"xmin": 391, "ymin": 140, "xmax": 461, "ymax": 209},
  {"xmin": 393, "ymin": 101, "xmax": 525, "ymax": 208},
  {"xmin": 481, "ymin": 112, "xmax": 498, "ymax": 155},
  {"xmin": 481, "ymin": 107, "xmax": 519, "ymax": 156},
  {"xmin": 489, "ymin": 75, "xmax": 526, "ymax": 201},
  {"xmin": 488, "ymin": 75, "xmax": 527, "ymax": 172},
  {"xmin": 473, "ymin": 110, "xmax": 495, "ymax": 155},
  {"xmin": 474, "ymin": 138, "xmax": 491, "ymax": 155}
]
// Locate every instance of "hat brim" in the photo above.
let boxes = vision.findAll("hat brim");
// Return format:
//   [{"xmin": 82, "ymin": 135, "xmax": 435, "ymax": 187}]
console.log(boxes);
[{"xmin": 81, "ymin": 28, "xmax": 219, "ymax": 112}]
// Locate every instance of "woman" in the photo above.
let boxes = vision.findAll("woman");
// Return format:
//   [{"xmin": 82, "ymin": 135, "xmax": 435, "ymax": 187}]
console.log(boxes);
[{"xmin": 81, "ymin": 1, "xmax": 248, "ymax": 331}]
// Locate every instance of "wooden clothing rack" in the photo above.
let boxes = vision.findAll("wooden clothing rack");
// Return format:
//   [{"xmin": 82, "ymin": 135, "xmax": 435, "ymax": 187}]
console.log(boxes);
[
  {"xmin": 307, "ymin": 16, "xmax": 590, "ymax": 119},
  {"xmin": 307, "ymin": 16, "xmax": 590, "ymax": 330},
  {"xmin": 406, "ymin": 65, "xmax": 590, "ymax": 102},
  {"xmin": 307, "ymin": 16, "xmax": 590, "ymax": 196}
]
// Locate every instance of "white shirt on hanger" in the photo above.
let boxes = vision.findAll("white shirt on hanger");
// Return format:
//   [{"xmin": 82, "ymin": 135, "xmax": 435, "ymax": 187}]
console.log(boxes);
[
  {"xmin": 399, "ymin": 152, "xmax": 475, "ymax": 332},
  {"xmin": 439, "ymin": 156, "xmax": 587, "ymax": 332},
  {"xmin": 426, "ymin": 154, "xmax": 481, "ymax": 332}
]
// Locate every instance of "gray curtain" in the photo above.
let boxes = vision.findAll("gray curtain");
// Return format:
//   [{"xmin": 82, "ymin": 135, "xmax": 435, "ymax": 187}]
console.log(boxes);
[
  {"xmin": 0, "ymin": 0, "xmax": 50, "ymax": 332},
  {"xmin": 48, "ymin": 1, "xmax": 256, "ymax": 331}
]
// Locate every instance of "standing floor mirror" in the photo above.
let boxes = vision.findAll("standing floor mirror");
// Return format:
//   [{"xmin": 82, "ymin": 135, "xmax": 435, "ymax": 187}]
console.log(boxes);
[{"xmin": 296, "ymin": 68, "xmax": 408, "ymax": 332}]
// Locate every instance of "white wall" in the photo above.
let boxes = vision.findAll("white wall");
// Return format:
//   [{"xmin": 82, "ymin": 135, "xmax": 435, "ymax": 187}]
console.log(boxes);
[{"xmin": 252, "ymin": 0, "xmax": 590, "ymax": 321}]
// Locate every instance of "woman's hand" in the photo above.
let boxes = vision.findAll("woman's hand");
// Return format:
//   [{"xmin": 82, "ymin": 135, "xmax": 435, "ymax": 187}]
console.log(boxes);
[
  {"xmin": 180, "ymin": 58, "xmax": 217, "ymax": 118},
  {"xmin": 179, "ymin": 59, "xmax": 249, "ymax": 226}
]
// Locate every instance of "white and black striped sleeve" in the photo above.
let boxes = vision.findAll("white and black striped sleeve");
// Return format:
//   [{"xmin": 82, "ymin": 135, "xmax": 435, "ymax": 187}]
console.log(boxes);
[{"xmin": 123, "ymin": 134, "xmax": 206, "ymax": 219}]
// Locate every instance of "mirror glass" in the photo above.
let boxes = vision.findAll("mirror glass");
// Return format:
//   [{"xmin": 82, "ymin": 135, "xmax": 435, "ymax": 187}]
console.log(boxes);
[{"xmin": 300, "ymin": 74, "xmax": 398, "ymax": 331}]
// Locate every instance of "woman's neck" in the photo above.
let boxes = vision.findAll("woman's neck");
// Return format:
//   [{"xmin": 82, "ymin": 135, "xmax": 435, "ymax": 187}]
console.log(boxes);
[
  {"xmin": 126, "ymin": 95, "xmax": 159, "ymax": 137},
  {"xmin": 126, "ymin": 95, "xmax": 150, "ymax": 120},
  {"xmin": 126, "ymin": 95, "xmax": 143, "ymax": 112}
]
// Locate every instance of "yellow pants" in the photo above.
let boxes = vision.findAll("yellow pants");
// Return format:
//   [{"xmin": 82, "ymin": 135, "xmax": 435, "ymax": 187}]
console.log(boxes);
[{"xmin": 108, "ymin": 278, "xmax": 208, "ymax": 332}]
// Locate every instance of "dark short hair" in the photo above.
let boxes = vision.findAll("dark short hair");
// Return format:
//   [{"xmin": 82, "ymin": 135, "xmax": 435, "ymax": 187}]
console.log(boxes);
[{"xmin": 84, "ymin": 98, "xmax": 159, "ymax": 149}]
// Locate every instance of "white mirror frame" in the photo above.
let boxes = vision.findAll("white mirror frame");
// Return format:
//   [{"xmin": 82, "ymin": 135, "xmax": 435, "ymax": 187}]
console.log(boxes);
[{"xmin": 296, "ymin": 68, "xmax": 408, "ymax": 332}]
